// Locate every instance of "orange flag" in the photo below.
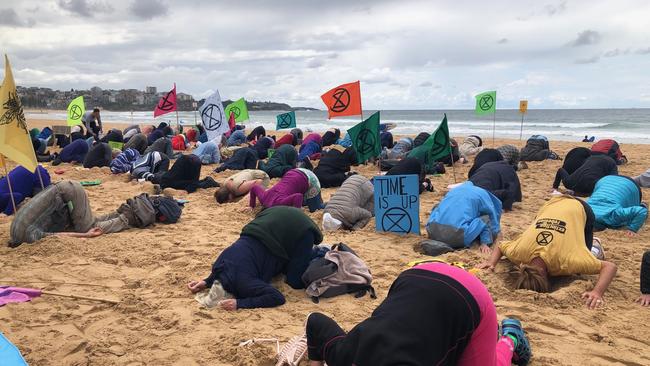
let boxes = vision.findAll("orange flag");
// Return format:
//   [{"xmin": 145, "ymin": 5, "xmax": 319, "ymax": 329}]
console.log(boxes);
[{"xmin": 320, "ymin": 81, "xmax": 362, "ymax": 119}]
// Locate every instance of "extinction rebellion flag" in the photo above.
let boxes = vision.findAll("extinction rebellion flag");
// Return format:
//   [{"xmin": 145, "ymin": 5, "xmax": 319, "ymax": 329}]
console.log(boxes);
[
  {"xmin": 199, "ymin": 90, "xmax": 228, "ymax": 141},
  {"xmin": 474, "ymin": 90, "xmax": 496, "ymax": 116},
  {"xmin": 321, "ymin": 81, "xmax": 362, "ymax": 119},
  {"xmin": 224, "ymin": 98, "xmax": 249, "ymax": 123},
  {"xmin": 347, "ymin": 111, "xmax": 381, "ymax": 163},
  {"xmin": 66, "ymin": 96, "xmax": 85, "ymax": 126},
  {"xmin": 276, "ymin": 111, "xmax": 296, "ymax": 130},
  {"xmin": 154, "ymin": 84, "xmax": 177, "ymax": 118}
]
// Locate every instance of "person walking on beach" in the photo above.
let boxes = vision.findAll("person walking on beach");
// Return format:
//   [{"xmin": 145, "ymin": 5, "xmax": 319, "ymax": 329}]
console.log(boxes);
[
  {"xmin": 306, "ymin": 262, "xmax": 532, "ymax": 366},
  {"xmin": 187, "ymin": 206, "xmax": 323, "ymax": 310}
]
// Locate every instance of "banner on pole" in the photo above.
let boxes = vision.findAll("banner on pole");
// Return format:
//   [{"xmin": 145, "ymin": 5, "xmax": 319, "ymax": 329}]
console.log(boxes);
[
  {"xmin": 475, "ymin": 90, "xmax": 496, "ymax": 115},
  {"xmin": 199, "ymin": 90, "xmax": 228, "ymax": 142},
  {"xmin": 519, "ymin": 100, "xmax": 528, "ymax": 114},
  {"xmin": 66, "ymin": 96, "xmax": 85, "ymax": 126},
  {"xmin": 154, "ymin": 84, "xmax": 177, "ymax": 118},
  {"xmin": 321, "ymin": 81, "xmax": 362, "ymax": 119},
  {"xmin": 276, "ymin": 111, "xmax": 296, "ymax": 130},
  {"xmin": 347, "ymin": 111, "xmax": 381, "ymax": 163},
  {"xmin": 224, "ymin": 98, "xmax": 249, "ymax": 123},
  {"xmin": 373, "ymin": 174, "xmax": 420, "ymax": 235}
]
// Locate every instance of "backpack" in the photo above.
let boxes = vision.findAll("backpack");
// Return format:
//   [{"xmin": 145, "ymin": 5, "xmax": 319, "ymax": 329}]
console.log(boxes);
[
  {"xmin": 302, "ymin": 243, "xmax": 376, "ymax": 303},
  {"xmin": 151, "ymin": 195, "xmax": 183, "ymax": 224},
  {"xmin": 118, "ymin": 193, "xmax": 156, "ymax": 228}
]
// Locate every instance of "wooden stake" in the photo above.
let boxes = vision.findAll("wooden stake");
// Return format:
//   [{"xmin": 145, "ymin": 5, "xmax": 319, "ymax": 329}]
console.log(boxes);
[
  {"xmin": 1, "ymin": 155, "xmax": 18, "ymax": 214},
  {"xmin": 41, "ymin": 290, "xmax": 119, "ymax": 304}
]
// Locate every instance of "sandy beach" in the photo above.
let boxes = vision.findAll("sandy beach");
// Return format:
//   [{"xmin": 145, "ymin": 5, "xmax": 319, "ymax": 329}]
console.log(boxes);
[{"xmin": 1, "ymin": 118, "xmax": 649, "ymax": 365}]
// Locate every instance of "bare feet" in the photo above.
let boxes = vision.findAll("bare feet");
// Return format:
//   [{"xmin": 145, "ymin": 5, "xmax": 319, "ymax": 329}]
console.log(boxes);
[{"xmin": 219, "ymin": 299, "xmax": 237, "ymax": 311}]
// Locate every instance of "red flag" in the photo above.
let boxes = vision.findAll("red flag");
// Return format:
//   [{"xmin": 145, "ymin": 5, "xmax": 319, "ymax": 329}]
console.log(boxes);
[
  {"xmin": 153, "ymin": 83, "xmax": 177, "ymax": 117},
  {"xmin": 320, "ymin": 81, "xmax": 362, "ymax": 119},
  {"xmin": 228, "ymin": 111, "xmax": 236, "ymax": 131}
]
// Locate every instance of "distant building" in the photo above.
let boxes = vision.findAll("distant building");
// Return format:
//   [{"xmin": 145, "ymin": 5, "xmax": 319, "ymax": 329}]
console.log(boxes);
[{"xmin": 145, "ymin": 86, "xmax": 157, "ymax": 94}]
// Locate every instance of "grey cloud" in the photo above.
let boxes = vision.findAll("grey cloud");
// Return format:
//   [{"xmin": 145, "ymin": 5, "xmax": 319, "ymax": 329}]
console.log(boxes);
[
  {"xmin": 575, "ymin": 55, "xmax": 600, "ymax": 64},
  {"xmin": 419, "ymin": 81, "xmax": 433, "ymax": 87},
  {"xmin": 129, "ymin": 0, "xmax": 168, "ymax": 20},
  {"xmin": 306, "ymin": 58, "xmax": 324, "ymax": 68},
  {"xmin": 544, "ymin": 0, "xmax": 567, "ymax": 16},
  {"xmin": 569, "ymin": 30, "xmax": 601, "ymax": 47},
  {"xmin": 497, "ymin": 38, "xmax": 508, "ymax": 44},
  {"xmin": 0, "ymin": 8, "xmax": 35, "ymax": 27},
  {"xmin": 603, "ymin": 48, "xmax": 630, "ymax": 57},
  {"xmin": 636, "ymin": 47, "xmax": 650, "ymax": 55},
  {"xmin": 57, "ymin": 0, "xmax": 113, "ymax": 17}
]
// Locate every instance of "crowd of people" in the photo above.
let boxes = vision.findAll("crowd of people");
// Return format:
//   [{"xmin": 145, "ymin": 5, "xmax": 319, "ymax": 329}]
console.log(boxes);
[{"xmin": 5, "ymin": 115, "xmax": 650, "ymax": 365}]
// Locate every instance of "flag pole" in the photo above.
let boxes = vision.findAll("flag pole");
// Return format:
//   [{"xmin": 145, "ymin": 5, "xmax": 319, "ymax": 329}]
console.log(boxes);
[
  {"xmin": 1, "ymin": 155, "xmax": 18, "ymax": 214},
  {"xmin": 492, "ymin": 111, "xmax": 496, "ymax": 146},
  {"xmin": 175, "ymin": 110, "xmax": 180, "ymax": 132},
  {"xmin": 519, "ymin": 113, "xmax": 525, "ymax": 141},
  {"xmin": 448, "ymin": 143, "xmax": 457, "ymax": 183},
  {"xmin": 35, "ymin": 165, "xmax": 45, "ymax": 190}
]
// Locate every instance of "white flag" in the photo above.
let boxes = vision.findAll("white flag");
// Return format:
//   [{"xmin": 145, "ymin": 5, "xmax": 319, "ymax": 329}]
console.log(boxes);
[{"xmin": 199, "ymin": 90, "xmax": 228, "ymax": 141}]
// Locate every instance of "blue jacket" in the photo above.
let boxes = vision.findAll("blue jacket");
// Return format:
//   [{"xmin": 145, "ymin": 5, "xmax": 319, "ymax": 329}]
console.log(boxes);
[
  {"xmin": 426, "ymin": 182, "xmax": 502, "ymax": 247},
  {"xmin": 298, "ymin": 141, "xmax": 321, "ymax": 161},
  {"xmin": 587, "ymin": 175, "xmax": 647, "ymax": 232}
]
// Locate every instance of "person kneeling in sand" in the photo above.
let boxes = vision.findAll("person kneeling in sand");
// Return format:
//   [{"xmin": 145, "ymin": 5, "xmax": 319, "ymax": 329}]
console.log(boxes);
[
  {"xmin": 9, "ymin": 180, "xmax": 178, "ymax": 247},
  {"xmin": 422, "ymin": 181, "xmax": 502, "ymax": 256},
  {"xmin": 187, "ymin": 206, "xmax": 323, "ymax": 310},
  {"xmin": 322, "ymin": 175, "xmax": 374, "ymax": 231},
  {"xmin": 586, "ymin": 175, "xmax": 647, "ymax": 237},
  {"xmin": 306, "ymin": 262, "xmax": 532, "ymax": 366},
  {"xmin": 479, "ymin": 195, "xmax": 617, "ymax": 309},
  {"xmin": 248, "ymin": 168, "xmax": 324, "ymax": 212},
  {"xmin": 215, "ymin": 169, "xmax": 270, "ymax": 204}
]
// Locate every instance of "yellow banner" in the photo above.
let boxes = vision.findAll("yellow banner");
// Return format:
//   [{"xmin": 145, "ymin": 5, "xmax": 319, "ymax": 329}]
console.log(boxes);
[
  {"xmin": 519, "ymin": 100, "xmax": 528, "ymax": 114},
  {"xmin": 0, "ymin": 55, "xmax": 37, "ymax": 172}
]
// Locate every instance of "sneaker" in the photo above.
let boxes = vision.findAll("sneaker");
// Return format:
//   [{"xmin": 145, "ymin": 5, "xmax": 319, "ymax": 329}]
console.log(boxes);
[
  {"xmin": 501, "ymin": 318, "xmax": 531, "ymax": 365},
  {"xmin": 591, "ymin": 237, "xmax": 605, "ymax": 260}
]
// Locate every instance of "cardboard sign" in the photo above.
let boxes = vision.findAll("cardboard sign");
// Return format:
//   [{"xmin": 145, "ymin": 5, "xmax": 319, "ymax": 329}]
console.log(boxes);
[
  {"xmin": 519, "ymin": 100, "xmax": 528, "ymax": 114},
  {"xmin": 108, "ymin": 141, "xmax": 124, "ymax": 150},
  {"xmin": 373, "ymin": 174, "xmax": 420, "ymax": 234}
]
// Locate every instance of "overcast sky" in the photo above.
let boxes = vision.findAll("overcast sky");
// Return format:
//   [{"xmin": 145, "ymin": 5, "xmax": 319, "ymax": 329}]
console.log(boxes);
[{"xmin": 1, "ymin": 0, "xmax": 650, "ymax": 109}]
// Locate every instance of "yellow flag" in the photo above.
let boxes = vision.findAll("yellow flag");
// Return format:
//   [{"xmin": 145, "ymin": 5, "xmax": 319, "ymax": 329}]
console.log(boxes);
[
  {"xmin": 67, "ymin": 95, "xmax": 85, "ymax": 126},
  {"xmin": 0, "ymin": 55, "xmax": 37, "ymax": 172}
]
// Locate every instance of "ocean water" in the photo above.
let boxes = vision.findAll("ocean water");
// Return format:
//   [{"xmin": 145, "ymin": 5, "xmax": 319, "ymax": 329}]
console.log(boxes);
[{"xmin": 26, "ymin": 108, "xmax": 650, "ymax": 143}]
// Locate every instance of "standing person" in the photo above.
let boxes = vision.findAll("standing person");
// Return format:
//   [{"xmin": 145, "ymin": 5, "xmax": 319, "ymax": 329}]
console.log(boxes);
[
  {"xmin": 82, "ymin": 108, "xmax": 102, "ymax": 139},
  {"xmin": 187, "ymin": 206, "xmax": 323, "ymax": 310},
  {"xmin": 306, "ymin": 262, "xmax": 532, "ymax": 366},
  {"xmin": 480, "ymin": 195, "xmax": 617, "ymax": 309}
]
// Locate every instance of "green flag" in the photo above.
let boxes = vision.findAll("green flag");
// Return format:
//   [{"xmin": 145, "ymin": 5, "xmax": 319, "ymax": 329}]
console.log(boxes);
[
  {"xmin": 224, "ymin": 98, "xmax": 249, "ymax": 123},
  {"xmin": 67, "ymin": 96, "xmax": 85, "ymax": 126},
  {"xmin": 347, "ymin": 111, "xmax": 381, "ymax": 163},
  {"xmin": 407, "ymin": 114, "xmax": 450, "ymax": 173},
  {"xmin": 475, "ymin": 90, "xmax": 496, "ymax": 115},
  {"xmin": 276, "ymin": 111, "xmax": 296, "ymax": 130}
]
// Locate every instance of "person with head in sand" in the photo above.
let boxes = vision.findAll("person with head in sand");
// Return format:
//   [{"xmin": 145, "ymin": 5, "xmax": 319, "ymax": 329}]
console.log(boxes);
[
  {"xmin": 639, "ymin": 251, "xmax": 650, "ymax": 307},
  {"xmin": 248, "ymin": 168, "xmax": 324, "ymax": 212},
  {"xmin": 469, "ymin": 160, "xmax": 522, "ymax": 211},
  {"xmin": 258, "ymin": 144, "xmax": 298, "ymax": 178},
  {"xmin": 322, "ymin": 174, "xmax": 374, "ymax": 231},
  {"xmin": 423, "ymin": 181, "xmax": 502, "ymax": 255},
  {"xmin": 306, "ymin": 261, "xmax": 532, "ymax": 366},
  {"xmin": 187, "ymin": 206, "xmax": 323, "ymax": 310},
  {"xmin": 479, "ymin": 194, "xmax": 617, "ymax": 309},
  {"xmin": 9, "ymin": 180, "xmax": 173, "ymax": 247},
  {"xmin": 552, "ymin": 154, "xmax": 618, "ymax": 196},
  {"xmin": 215, "ymin": 169, "xmax": 270, "ymax": 204},
  {"xmin": 587, "ymin": 175, "xmax": 647, "ymax": 237}
]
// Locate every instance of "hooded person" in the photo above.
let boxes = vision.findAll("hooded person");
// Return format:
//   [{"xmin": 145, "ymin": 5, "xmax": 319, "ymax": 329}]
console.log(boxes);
[
  {"xmin": 386, "ymin": 157, "xmax": 431, "ymax": 194},
  {"xmin": 131, "ymin": 151, "xmax": 170, "ymax": 182},
  {"xmin": 214, "ymin": 147, "xmax": 259, "ymax": 173},
  {"xmin": 586, "ymin": 175, "xmax": 647, "ymax": 234},
  {"xmin": 172, "ymin": 135, "xmax": 187, "ymax": 151},
  {"xmin": 460, "ymin": 135, "xmax": 483, "ymax": 158},
  {"xmin": 253, "ymin": 136, "xmax": 275, "ymax": 160},
  {"xmin": 123, "ymin": 133, "xmax": 148, "ymax": 155},
  {"xmin": 83, "ymin": 142, "xmax": 114, "ymax": 168},
  {"xmin": 227, "ymin": 129, "xmax": 247, "ymax": 146},
  {"xmin": 480, "ymin": 195, "xmax": 617, "ymax": 309},
  {"xmin": 274, "ymin": 133, "xmax": 297, "ymax": 148},
  {"xmin": 469, "ymin": 160, "xmax": 522, "ymax": 211},
  {"xmin": 187, "ymin": 206, "xmax": 323, "ymax": 310},
  {"xmin": 152, "ymin": 154, "xmax": 219, "ymax": 193},
  {"xmin": 249, "ymin": 168, "xmax": 324, "ymax": 212},
  {"xmin": 561, "ymin": 147, "xmax": 592, "ymax": 175},
  {"xmin": 413, "ymin": 132, "xmax": 430, "ymax": 147},
  {"xmin": 0, "ymin": 165, "xmax": 51, "ymax": 215},
  {"xmin": 383, "ymin": 137, "xmax": 413, "ymax": 160},
  {"xmin": 9, "ymin": 180, "xmax": 180, "ymax": 247},
  {"xmin": 298, "ymin": 140, "xmax": 322, "ymax": 162},
  {"xmin": 496, "ymin": 144, "xmax": 521, "ymax": 169},
  {"xmin": 306, "ymin": 262, "xmax": 532, "ymax": 366},
  {"xmin": 633, "ymin": 169, "xmax": 650, "ymax": 188},
  {"xmin": 302, "ymin": 133, "xmax": 322, "ymax": 147},
  {"xmin": 321, "ymin": 128, "xmax": 341, "ymax": 147},
  {"xmin": 246, "ymin": 126, "xmax": 266, "ymax": 142},
  {"xmin": 552, "ymin": 155, "xmax": 618, "ymax": 196},
  {"xmin": 110, "ymin": 148, "xmax": 140, "ymax": 174},
  {"xmin": 145, "ymin": 137, "xmax": 173, "ymax": 158},
  {"xmin": 258, "ymin": 144, "xmax": 297, "ymax": 178},
  {"xmin": 468, "ymin": 148, "xmax": 504, "ymax": 178},
  {"xmin": 520, "ymin": 135, "xmax": 560, "ymax": 161},
  {"xmin": 215, "ymin": 169, "xmax": 270, "ymax": 204},
  {"xmin": 423, "ymin": 181, "xmax": 502, "ymax": 255},
  {"xmin": 313, "ymin": 147, "xmax": 358, "ymax": 188},
  {"xmin": 192, "ymin": 140, "xmax": 221, "ymax": 164},
  {"xmin": 322, "ymin": 174, "xmax": 374, "ymax": 231},
  {"xmin": 147, "ymin": 129, "xmax": 165, "ymax": 146},
  {"xmin": 54, "ymin": 138, "xmax": 89, "ymax": 165}
]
